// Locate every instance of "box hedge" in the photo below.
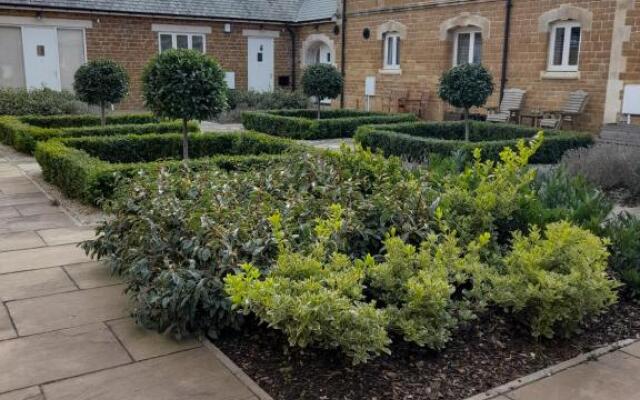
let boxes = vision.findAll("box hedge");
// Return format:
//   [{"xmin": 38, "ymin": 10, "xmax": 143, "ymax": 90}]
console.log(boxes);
[
  {"xmin": 0, "ymin": 116, "xmax": 199, "ymax": 154},
  {"xmin": 19, "ymin": 113, "xmax": 159, "ymax": 128},
  {"xmin": 354, "ymin": 121, "xmax": 594, "ymax": 164},
  {"xmin": 241, "ymin": 109, "xmax": 417, "ymax": 139},
  {"xmin": 35, "ymin": 131, "xmax": 299, "ymax": 205}
]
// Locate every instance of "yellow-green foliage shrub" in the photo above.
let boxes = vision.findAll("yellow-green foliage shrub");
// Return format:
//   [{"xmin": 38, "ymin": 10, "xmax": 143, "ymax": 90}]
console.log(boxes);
[
  {"xmin": 487, "ymin": 221, "xmax": 619, "ymax": 338},
  {"xmin": 225, "ymin": 206, "xmax": 488, "ymax": 364}
]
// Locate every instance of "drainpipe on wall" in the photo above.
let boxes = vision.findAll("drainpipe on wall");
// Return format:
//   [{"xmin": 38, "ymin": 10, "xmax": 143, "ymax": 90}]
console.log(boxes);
[
  {"xmin": 286, "ymin": 24, "xmax": 297, "ymax": 91},
  {"xmin": 340, "ymin": 0, "xmax": 347, "ymax": 108},
  {"xmin": 499, "ymin": 0, "xmax": 512, "ymax": 102}
]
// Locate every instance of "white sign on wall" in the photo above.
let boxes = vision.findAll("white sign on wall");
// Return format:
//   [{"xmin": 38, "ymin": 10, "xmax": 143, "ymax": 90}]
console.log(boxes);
[
  {"xmin": 365, "ymin": 76, "xmax": 376, "ymax": 96},
  {"xmin": 622, "ymin": 85, "xmax": 640, "ymax": 116},
  {"xmin": 225, "ymin": 72, "xmax": 236, "ymax": 90}
]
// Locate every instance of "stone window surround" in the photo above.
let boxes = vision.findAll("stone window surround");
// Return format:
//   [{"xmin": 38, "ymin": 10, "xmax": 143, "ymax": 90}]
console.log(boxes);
[
  {"xmin": 376, "ymin": 20, "xmax": 407, "ymax": 75},
  {"xmin": 300, "ymin": 33, "xmax": 336, "ymax": 68},
  {"xmin": 439, "ymin": 13, "xmax": 490, "ymax": 42},
  {"xmin": 538, "ymin": 4, "xmax": 593, "ymax": 80}
]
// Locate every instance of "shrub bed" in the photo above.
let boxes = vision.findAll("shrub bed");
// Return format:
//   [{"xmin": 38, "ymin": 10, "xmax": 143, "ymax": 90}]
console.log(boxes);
[
  {"xmin": 355, "ymin": 121, "xmax": 593, "ymax": 163},
  {"xmin": 0, "ymin": 88, "xmax": 88, "ymax": 115},
  {"xmin": 242, "ymin": 109, "xmax": 417, "ymax": 139},
  {"xmin": 0, "ymin": 115, "xmax": 199, "ymax": 154},
  {"xmin": 35, "ymin": 131, "xmax": 297, "ymax": 205},
  {"xmin": 82, "ymin": 137, "xmax": 619, "ymax": 350},
  {"xmin": 19, "ymin": 113, "xmax": 158, "ymax": 128}
]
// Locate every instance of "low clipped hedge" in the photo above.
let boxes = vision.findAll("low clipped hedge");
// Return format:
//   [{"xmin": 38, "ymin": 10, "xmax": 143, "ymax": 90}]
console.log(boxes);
[
  {"xmin": 355, "ymin": 121, "xmax": 594, "ymax": 164},
  {"xmin": 242, "ymin": 109, "xmax": 417, "ymax": 139},
  {"xmin": 35, "ymin": 131, "xmax": 299, "ymax": 205},
  {"xmin": 19, "ymin": 113, "xmax": 158, "ymax": 128},
  {"xmin": 0, "ymin": 116, "xmax": 198, "ymax": 154}
]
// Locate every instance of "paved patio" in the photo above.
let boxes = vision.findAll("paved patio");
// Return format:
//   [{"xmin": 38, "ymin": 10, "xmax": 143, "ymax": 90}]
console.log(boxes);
[{"xmin": 0, "ymin": 145, "xmax": 266, "ymax": 400}]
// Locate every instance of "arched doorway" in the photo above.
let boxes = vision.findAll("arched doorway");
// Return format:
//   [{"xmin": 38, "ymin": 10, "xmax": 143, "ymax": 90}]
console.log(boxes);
[{"xmin": 301, "ymin": 34, "xmax": 336, "ymax": 104}]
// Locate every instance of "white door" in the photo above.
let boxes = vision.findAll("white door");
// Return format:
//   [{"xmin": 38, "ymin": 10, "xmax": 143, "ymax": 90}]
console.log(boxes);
[
  {"xmin": 21, "ymin": 26, "xmax": 61, "ymax": 90},
  {"xmin": 247, "ymin": 37, "xmax": 273, "ymax": 92}
]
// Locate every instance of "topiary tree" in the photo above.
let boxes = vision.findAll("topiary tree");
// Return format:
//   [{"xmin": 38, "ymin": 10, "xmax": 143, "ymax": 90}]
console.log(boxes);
[
  {"xmin": 438, "ymin": 63, "xmax": 494, "ymax": 141},
  {"xmin": 302, "ymin": 64, "xmax": 344, "ymax": 120},
  {"xmin": 142, "ymin": 49, "xmax": 228, "ymax": 160},
  {"xmin": 74, "ymin": 60, "xmax": 130, "ymax": 126}
]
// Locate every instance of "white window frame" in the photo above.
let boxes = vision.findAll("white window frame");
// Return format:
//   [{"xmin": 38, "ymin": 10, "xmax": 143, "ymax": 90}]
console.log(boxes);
[
  {"xmin": 157, "ymin": 32, "xmax": 206, "ymax": 53},
  {"xmin": 547, "ymin": 21, "xmax": 581, "ymax": 72},
  {"xmin": 453, "ymin": 27, "xmax": 482, "ymax": 66},
  {"xmin": 383, "ymin": 32, "xmax": 401, "ymax": 70}
]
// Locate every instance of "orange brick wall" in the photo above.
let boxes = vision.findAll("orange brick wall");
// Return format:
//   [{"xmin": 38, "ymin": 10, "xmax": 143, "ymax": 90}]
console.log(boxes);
[{"xmin": 0, "ymin": 9, "xmax": 295, "ymax": 110}]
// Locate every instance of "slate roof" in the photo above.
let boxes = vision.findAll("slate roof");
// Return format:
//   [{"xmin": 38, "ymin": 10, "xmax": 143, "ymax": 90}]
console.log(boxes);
[{"xmin": 0, "ymin": 0, "xmax": 337, "ymax": 22}]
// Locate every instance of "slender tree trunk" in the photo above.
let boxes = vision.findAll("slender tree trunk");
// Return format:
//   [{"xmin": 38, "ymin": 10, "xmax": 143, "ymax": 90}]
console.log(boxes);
[
  {"xmin": 100, "ymin": 101, "xmax": 106, "ymax": 126},
  {"xmin": 464, "ymin": 108, "xmax": 470, "ymax": 142},
  {"xmin": 182, "ymin": 118, "xmax": 189, "ymax": 160},
  {"xmin": 317, "ymin": 97, "xmax": 322, "ymax": 120}
]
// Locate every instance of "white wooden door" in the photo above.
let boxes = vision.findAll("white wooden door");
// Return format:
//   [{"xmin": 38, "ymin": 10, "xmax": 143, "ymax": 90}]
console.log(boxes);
[
  {"xmin": 247, "ymin": 37, "xmax": 273, "ymax": 92},
  {"xmin": 21, "ymin": 26, "xmax": 61, "ymax": 90}
]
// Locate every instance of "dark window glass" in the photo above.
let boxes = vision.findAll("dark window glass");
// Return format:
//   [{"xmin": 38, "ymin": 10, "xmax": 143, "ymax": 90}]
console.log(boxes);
[
  {"xmin": 192, "ymin": 35, "xmax": 204, "ymax": 53},
  {"xmin": 473, "ymin": 33, "xmax": 482, "ymax": 64},
  {"xmin": 176, "ymin": 34, "xmax": 189, "ymax": 49},
  {"xmin": 553, "ymin": 27, "xmax": 565, "ymax": 65},
  {"xmin": 568, "ymin": 26, "xmax": 581, "ymax": 65},
  {"xmin": 160, "ymin": 34, "xmax": 173, "ymax": 52},
  {"xmin": 456, "ymin": 33, "xmax": 470, "ymax": 65}
]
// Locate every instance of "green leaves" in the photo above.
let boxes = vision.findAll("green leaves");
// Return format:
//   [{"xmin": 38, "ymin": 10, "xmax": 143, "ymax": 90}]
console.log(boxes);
[
  {"xmin": 487, "ymin": 221, "xmax": 619, "ymax": 338},
  {"xmin": 74, "ymin": 60, "xmax": 129, "ymax": 107},
  {"xmin": 301, "ymin": 64, "xmax": 343, "ymax": 103},
  {"xmin": 438, "ymin": 63, "xmax": 494, "ymax": 110},
  {"xmin": 142, "ymin": 49, "xmax": 228, "ymax": 123}
]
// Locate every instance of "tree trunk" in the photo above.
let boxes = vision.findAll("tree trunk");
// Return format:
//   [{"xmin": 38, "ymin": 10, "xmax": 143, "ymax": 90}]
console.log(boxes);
[
  {"xmin": 182, "ymin": 118, "xmax": 189, "ymax": 160},
  {"xmin": 464, "ymin": 108, "xmax": 470, "ymax": 142},
  {"xmin": 100, "ymin": 101, "xmax": 106, "ymax": 127},
  {"xmin": 317, "ymin": 97, "xmax": 321, "ymax": 120}
]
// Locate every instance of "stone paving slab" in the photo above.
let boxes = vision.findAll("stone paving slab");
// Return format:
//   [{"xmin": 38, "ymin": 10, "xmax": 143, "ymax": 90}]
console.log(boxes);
[
  {"xmin": 7, "ymin": 285, "xmax": 128, "ymax": 336},
  {"xmin": 14, "ymin": 203, "xmax": 63, "ymax": 217},
  {"xmin": 0, "ymin": 268, "xmax": 77, "ymax": 301},
  {"xmin": 0, "ymin": 323, "xmax": 131, "ymax": 393},
  {"xmin": 0, "ymin": 244, "xmax": 88, "ymax": 274},
  {"xmin": 0, "ymin": 387, "xmax": 44, "ymax": 400},
  {"xmin": 36, "ymin": 227, "xmax": 95, "ymax": 247},
  {"xmin": 0, "ymin": 212, "xmax": 75, "ymax": 233},
  {"xmin": 0, "ymin": 305, "xmax": 16, "ymax": 341},
  {"xmin": 0, "ymin": 192, "xmax": 49, "ymax": 208},
  {"xmin": 42, "ymin": 348, "xmax": 257, "ymax": 400},
  {"xmin": 508, "ymin": 351, "xmax": 640, "ymax": 400},
  {"xmin": 0, "ymin": 231, "xmax": 45, "ymax": 252},
  {"xmin": 0, "ymin": 181, "xmax": 40, "ymax": 195},
  {"xmin": 106, "ymin": 318, "xmax": 200, "ymax": 361},
  {"xmin": 0, "ymin": 206, "xmax": 19, "ymax": 218},
  {"xmin": 622, "ymin": 341, "xmax": 640, "ymax": 358},
  {"xmin": 64, "ymin": 261, "xmax": 120, "ymax": 289}
]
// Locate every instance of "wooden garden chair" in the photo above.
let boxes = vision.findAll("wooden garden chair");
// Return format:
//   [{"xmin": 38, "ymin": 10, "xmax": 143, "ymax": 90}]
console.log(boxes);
[
  {"xmin": 540, "ymin": 90, "xmax": 589, "ymax": 130},
  {"xmin": 486, "ymin": 88, "xmax": 526, "ymax": 123},
  {"xmin": 398, "ymin": 90, "xmax": 429, "ymax": 119}
]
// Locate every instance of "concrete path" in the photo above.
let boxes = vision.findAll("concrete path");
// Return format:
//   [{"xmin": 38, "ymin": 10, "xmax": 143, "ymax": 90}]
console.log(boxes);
[
  {"xmin": 467, "ymin": 340, "xmax": 640, "ymax": 400},
  {"xmin": 0, "ymin": 145, "xmax": 266, "ymax": 400}
]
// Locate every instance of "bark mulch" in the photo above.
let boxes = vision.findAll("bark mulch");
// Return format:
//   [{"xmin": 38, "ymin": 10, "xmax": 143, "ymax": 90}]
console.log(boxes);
[{"xmin": 214, "ymin": 299, "xmax": 640, "ymax": 400}]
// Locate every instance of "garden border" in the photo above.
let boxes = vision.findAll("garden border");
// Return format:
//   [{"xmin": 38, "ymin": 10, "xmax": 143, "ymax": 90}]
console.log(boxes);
[
  {"xmin": 354, "ymin": 121, "xmax": 594, "ymax": 163},
  {"xmin": 34, "ymin": 131, "xmax": 300, "ymax": 205},
  {"xmin": 241, "ymin": 109, "xmax": 418, "ymax": 140},
  {"xmin": 0, "ymin": 115, "xmax": 199, "ymax": 154}
]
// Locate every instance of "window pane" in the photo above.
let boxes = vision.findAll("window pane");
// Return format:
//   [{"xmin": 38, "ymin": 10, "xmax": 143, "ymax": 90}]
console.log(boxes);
[
  {"xmin": 160, "ymin": 34, "xmax": 173, "ymax": 52},
  {"xmin": 176, "ymin": 34, "xmax": 189, "ymax": 49},
  {"xmin": 0, "ymin": 26, "xmax": 25, "ymax": 88},
  {"xmin": 568, "ymin": 26, "xmax": 581, "ymax": 66},
  {"xmin": 395, "ymin": 37, "xmax": 400, "ymax": 66},
  {"xmin": 456, "ymin": 33, "xmax": 470, "ymax": 65},
  {"xmin": 386, "ymin": 36, "xmax": 393, "ymax": 65},
  {"xmin": 192, "ymin": 35, "xmax": 204, "ymax": 53},
  {"xmin": 58, "ymin": 29, "xmax": 85, "ymax": 91},
  {"xmin": 473, "ymin": 33, "xmax": 482, "ymax": 64},
  {"xmin": 553, "ymin": 27, "xmax": 565, "ymax": 65}
]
